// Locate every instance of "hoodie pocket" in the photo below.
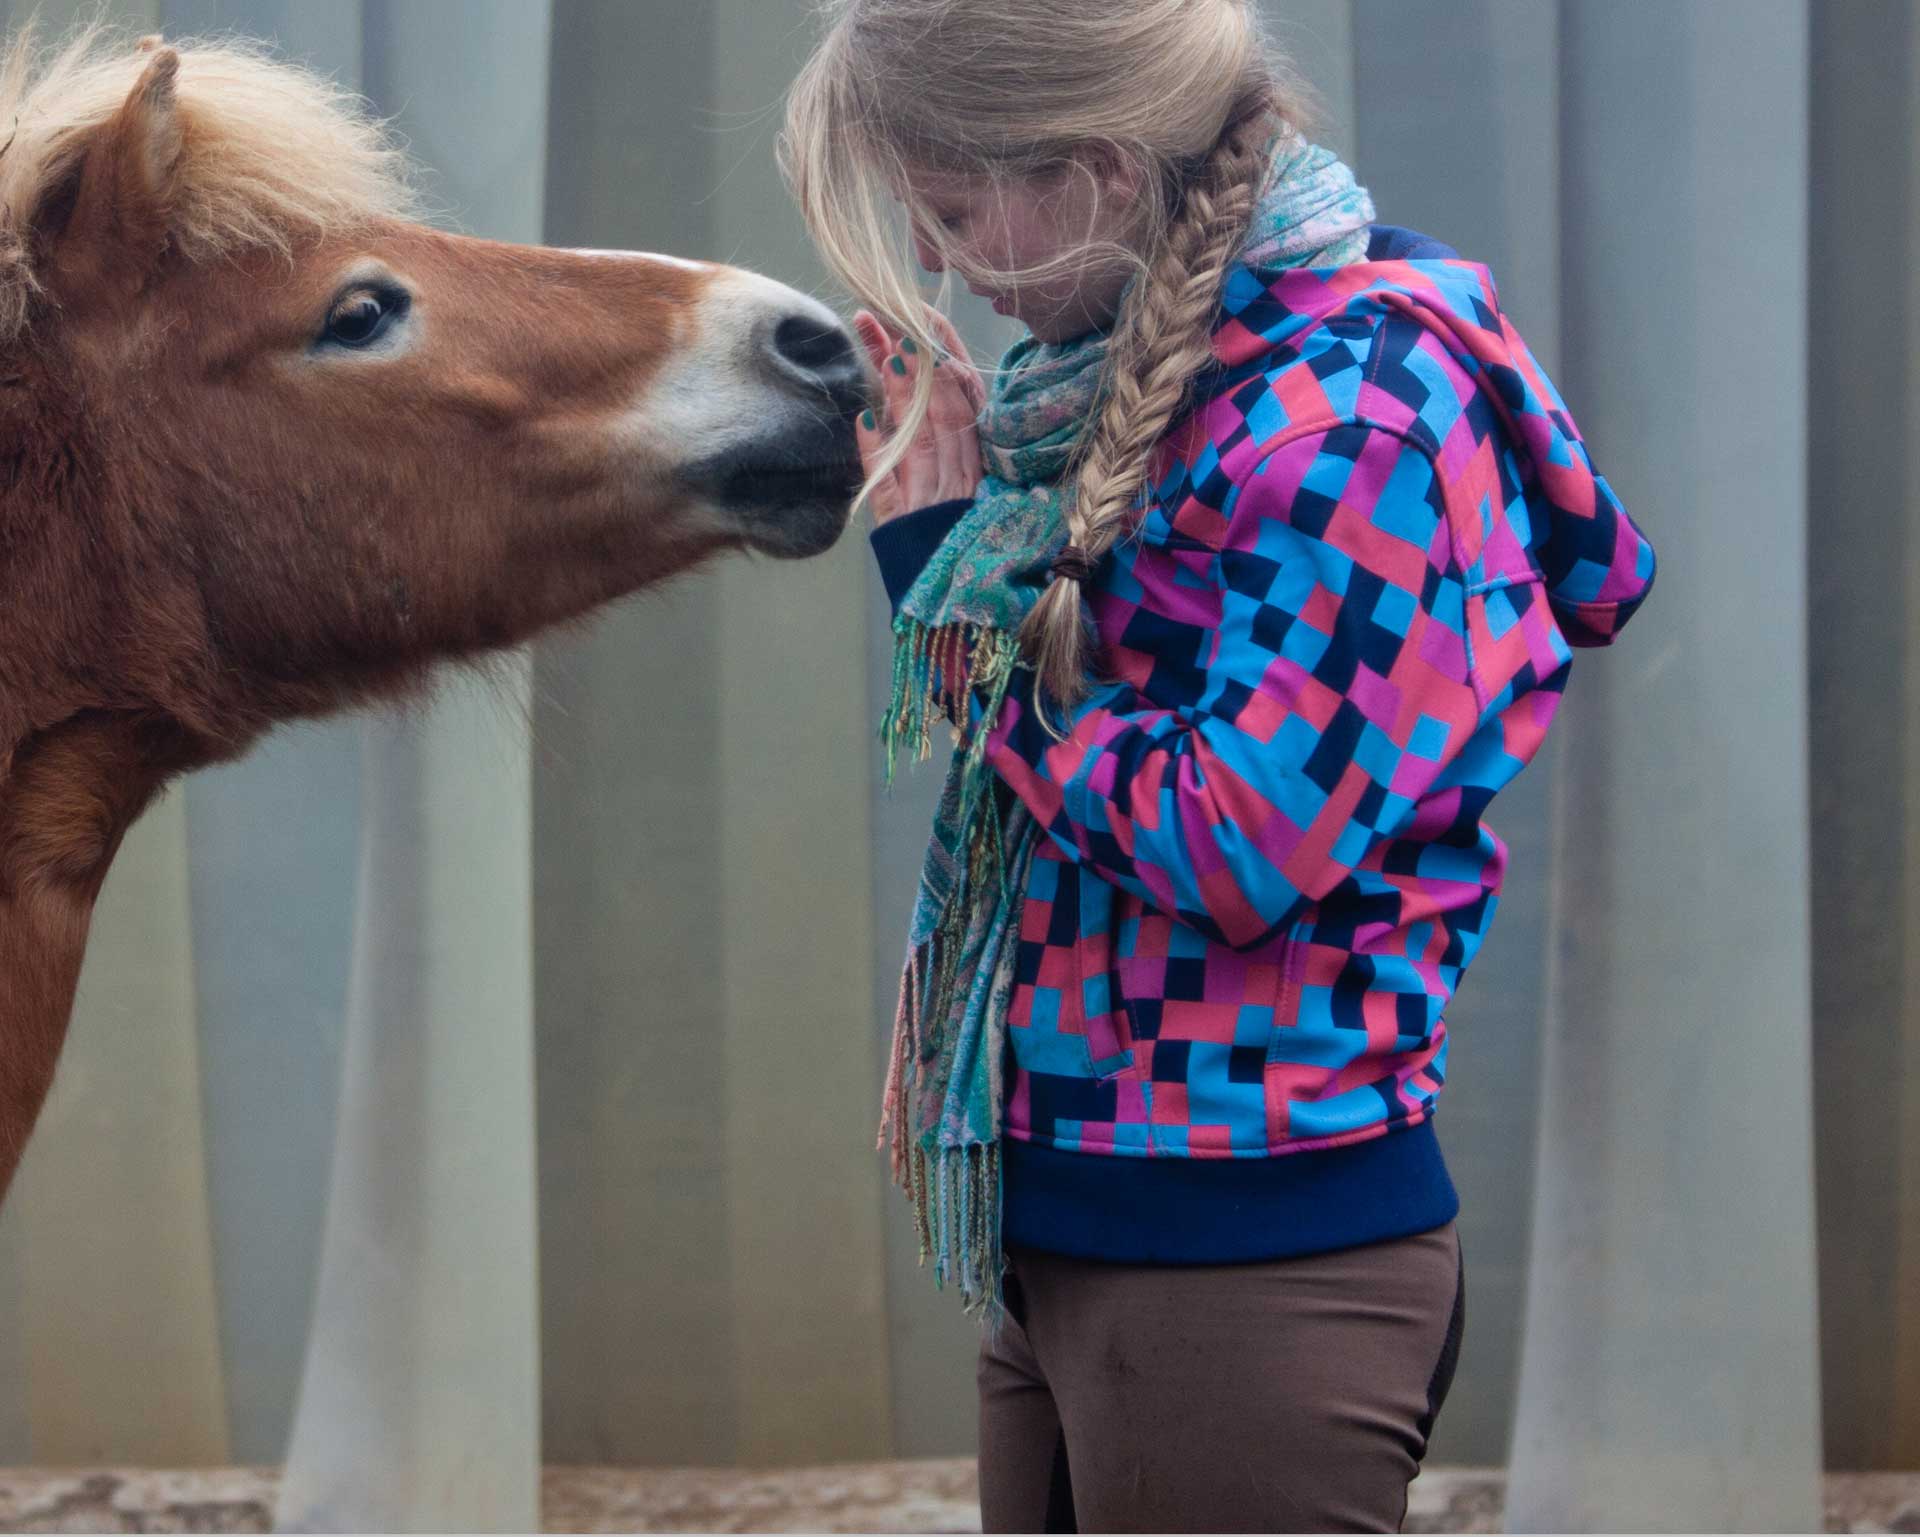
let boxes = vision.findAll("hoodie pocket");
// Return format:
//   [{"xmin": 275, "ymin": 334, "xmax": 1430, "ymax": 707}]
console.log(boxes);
[
  {"xmin": 1075, "ymin": 874, "xmax": 1136, "ymax": 1080},
  {"xmin": 1005, "ymin": 849, "xmax": 1136, "ymax": 1083},
  {"xmin": 1266, "ymin": 916, "xmax": 1312, "ymax": 1063},
  {"xmin": 1079, "ymin": 961, "xmax": 1137, "ymax": 1082}
]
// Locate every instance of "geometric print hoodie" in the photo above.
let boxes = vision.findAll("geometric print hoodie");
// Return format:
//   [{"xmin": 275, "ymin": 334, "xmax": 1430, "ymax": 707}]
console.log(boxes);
[{"xmin": 870, "ymin": 227, "xmax": 1656, "ymax": 1263}]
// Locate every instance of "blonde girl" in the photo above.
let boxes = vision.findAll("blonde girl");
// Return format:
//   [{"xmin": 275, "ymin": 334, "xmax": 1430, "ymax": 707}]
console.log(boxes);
[{"xmin": 783, "ymin": 2, "xmax": 1654, "ymax": 1529}]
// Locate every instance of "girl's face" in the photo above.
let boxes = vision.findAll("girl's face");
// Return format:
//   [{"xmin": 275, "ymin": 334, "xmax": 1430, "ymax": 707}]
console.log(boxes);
[{"xmin": 904, "ymin": 163, "xmax": 1144, "ymax": 344}]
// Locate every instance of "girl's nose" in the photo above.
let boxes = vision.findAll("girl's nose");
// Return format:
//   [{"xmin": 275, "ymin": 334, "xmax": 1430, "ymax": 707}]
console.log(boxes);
[{"xmin": 911, "ymin": 229, "xmax": 945, "ymax": 274}]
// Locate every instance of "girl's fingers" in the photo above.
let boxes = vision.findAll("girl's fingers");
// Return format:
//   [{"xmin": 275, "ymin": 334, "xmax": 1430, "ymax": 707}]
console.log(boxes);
[
  {"xmin": 852, "ymin": 308, "xmax": 983, "ymax": 513},
  {"xmin": 893, "ymin": 404, "xmax": 936, "ymax": 510},
  {"xmin": 923, "ymin": 306, "xmax": 974, "ymax": 369},
  {"xmin": 893, "ymin": 347, "xmax": 969, "ymax": 509},
  {"xmin": 877, "ymin": 331, "xmax": 918, "ymax": 438},
  {"xmin": 853, "ymin": 314, "xmax": 933, "ymax": 513},
  {"xmin": 927, "ymin": 416, "xmax": 964, "ymax": 504},
  {"xmin": 855, "ymin": 405, "xmax": 906, "ymax": 523},
  {"xmin": 854, "ymin": 401, "xmax": 884, "ymax": 471},
  {"xmin": 952, "ymin": 412, "xmax": 983, "ymax": 493},
  {"xmin": 926, "ymin": 358, "xmax": 982, "ymax": 499},
  {"xmin": 924, "ymin": 307, "xmax": 988, "ymax": 413},
  {"xmin": 852, "ymin": 310, "xmax": 895, "ymax": 377}
]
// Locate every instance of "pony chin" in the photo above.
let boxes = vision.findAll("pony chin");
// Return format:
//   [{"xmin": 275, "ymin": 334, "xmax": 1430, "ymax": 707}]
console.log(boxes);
[
  {"xmin": 676, "ymin": 446, "xmax": 862, "ymax": 559},
  {"xmin": 744, "ymin": 497, "xmax": 860, "ymax": 558}
]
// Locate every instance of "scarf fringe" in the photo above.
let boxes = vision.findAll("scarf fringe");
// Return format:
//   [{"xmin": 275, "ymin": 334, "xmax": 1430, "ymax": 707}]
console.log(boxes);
[
  {"xmin": 902, "ymin": 1141, "xmax": 1003, "ymax": 1318},
  {"xmin": 878, "ymin": 615, "xmax": 1026, "ymax": 1320},
  {"xmin": 881, "ymin": 619, "xmax": 1020, "ymax": 788}
]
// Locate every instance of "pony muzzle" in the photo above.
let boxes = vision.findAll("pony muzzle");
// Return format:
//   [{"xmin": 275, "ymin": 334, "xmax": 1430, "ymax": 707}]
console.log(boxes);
[{"xmin": 659, "ymin": 271, "xmax": 868, "ymax": 557}]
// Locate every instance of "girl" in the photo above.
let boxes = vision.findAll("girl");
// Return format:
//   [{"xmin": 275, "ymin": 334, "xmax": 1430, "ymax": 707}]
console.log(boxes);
[{"xmin": 782, "ymin": 2, "xmax": 1654, "ymax": 1530}]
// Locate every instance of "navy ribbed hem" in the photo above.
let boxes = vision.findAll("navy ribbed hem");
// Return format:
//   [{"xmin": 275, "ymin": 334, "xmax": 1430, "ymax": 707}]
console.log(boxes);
[
  {"xmin": 1367, "ymin": 223, "xmax": 1460, "ymax": 262},
  {"xmin": 870, "ymin": 498, "xmax": 972, "ymax": 613},
  {"xmin": 1001, "ymin": 1119, "xmax": 1459, "ymax": 1265}
]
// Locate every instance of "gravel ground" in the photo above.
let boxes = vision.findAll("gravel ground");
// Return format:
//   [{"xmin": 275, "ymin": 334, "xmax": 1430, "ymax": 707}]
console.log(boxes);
[{"xmin": 0, "ymin": 1462, "xmax": 1912, "ymax": 1532}]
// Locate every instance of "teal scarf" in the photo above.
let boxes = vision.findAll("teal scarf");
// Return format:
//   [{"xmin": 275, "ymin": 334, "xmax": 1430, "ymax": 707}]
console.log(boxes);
[{"xmin": 878, "ymin": 139, "xmax": 1374, "ymax": 1318}]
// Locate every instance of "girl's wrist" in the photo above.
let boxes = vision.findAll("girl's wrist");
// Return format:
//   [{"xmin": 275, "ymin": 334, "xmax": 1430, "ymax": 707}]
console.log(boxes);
[{"xmin": 870, "ymin": 497, "xmax": 975, "ymax": 612}]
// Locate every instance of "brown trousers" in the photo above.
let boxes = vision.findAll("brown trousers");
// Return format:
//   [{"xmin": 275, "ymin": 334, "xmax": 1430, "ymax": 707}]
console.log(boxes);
[{"xmin": 977, "ymin": 1223, "xmax": 1464, "ymax": 1533}]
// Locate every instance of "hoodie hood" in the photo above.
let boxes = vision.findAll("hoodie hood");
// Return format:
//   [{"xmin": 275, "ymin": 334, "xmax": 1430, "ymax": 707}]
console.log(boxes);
[{"xmin": 1213, "ymin": 244, "xmax": 1655, "ymax": 647}]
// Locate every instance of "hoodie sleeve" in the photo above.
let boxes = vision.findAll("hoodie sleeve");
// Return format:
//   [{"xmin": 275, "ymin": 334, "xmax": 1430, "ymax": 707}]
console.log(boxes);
[
  {"xmin": 1529, "ymin": 425, "xmax": 1654, "ymax": 647},
  {"xmin": 981, "ymin": 423, "xmax": 1540, "ymax": 952},
  {"xmin": 870, "ymin": 498, "xmax": 974, "ymax": 614}
]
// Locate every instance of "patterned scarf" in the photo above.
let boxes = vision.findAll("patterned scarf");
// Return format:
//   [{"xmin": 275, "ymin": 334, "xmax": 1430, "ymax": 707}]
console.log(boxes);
[{"xmin": 878, "ymin": 139, "xmax": 1374, "ymax": 1318}]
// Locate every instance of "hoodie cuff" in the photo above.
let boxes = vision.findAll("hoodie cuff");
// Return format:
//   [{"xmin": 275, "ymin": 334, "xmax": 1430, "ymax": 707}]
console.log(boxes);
[{"xmin": 870, "ymin": 499, "xmax": 973, "ymax": 615}]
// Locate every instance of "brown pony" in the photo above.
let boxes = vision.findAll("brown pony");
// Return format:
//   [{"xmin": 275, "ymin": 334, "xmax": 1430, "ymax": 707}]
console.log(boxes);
[{"xmin": 0, "ymin": 30, "xmax": 868, "ymax": 1198}]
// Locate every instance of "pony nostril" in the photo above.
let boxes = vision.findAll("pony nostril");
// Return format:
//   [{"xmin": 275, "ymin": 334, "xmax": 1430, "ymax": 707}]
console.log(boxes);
[
  {"xmin": 771, "ymin": 313, "xmax": 857, "ymax": 376},
  {"xmin": 768, "ymin": 311, "xmax": 866, "ymax": 418}
]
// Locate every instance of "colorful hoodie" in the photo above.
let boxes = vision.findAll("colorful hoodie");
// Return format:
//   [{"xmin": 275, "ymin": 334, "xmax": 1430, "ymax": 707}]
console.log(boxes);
[{"xmin": 870, "ymin": 227, "xmax": 1655, "ymax": 1263}]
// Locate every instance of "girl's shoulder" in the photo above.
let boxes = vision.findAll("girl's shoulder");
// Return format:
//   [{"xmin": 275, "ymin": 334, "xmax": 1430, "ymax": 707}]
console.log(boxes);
[
  {"xmin": 1186, "ymin": 241, "xmax": 1505, "ymax": 483},
  {"xmin": 1131, "ymin": 230, "xmax": 1477, "ymax": 537},
  {"xmin": 1363, "ymin": 224, "xmax": 1461, "ymax": 262},
  {"xmin": 1140, "ymin": 240, "xmax": 1494, "ymax": 549}
]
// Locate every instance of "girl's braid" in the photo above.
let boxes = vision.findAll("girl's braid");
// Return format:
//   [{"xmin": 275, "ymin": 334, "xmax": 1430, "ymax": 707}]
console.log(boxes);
[{"xmin": 1020, "ymin": 118, "xmax": 1274, "ymax": 713}]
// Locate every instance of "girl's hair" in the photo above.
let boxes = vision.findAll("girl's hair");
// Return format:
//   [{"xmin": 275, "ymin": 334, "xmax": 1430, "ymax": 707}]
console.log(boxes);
[{"xmin": 780, "ymin": 0, "xmax": 1307, "ymax": 709}]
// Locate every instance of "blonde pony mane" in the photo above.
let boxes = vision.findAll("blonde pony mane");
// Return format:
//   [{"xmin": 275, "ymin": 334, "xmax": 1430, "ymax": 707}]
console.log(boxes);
[{"xmin": 0, "ymin": 24, "xmax": 420, "ymax": 339}]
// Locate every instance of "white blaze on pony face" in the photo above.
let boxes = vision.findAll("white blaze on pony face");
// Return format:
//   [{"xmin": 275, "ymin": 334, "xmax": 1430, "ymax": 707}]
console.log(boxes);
[
  {"xmin": 568, "ymin": 249, "xmax": 711, "ymax": 271},
  {"xmin": 596, "ymin": 255, "xmax": 870, "ymax": 557}
]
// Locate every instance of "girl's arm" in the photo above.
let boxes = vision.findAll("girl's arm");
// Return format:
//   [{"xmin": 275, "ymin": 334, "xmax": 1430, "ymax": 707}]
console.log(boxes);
[
  {"xmin": 871, "ymin": 497, "xmax": 974, "ymax": 612},
  {"xmin": 859, "ymin": 309, "xmax": 990, "ymax": 726}
]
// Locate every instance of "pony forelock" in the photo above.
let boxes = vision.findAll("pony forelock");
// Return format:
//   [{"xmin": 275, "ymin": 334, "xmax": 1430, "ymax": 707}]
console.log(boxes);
[{"xmin": 0, "ymin": 23, "xmax": 421, "ymax": 340}]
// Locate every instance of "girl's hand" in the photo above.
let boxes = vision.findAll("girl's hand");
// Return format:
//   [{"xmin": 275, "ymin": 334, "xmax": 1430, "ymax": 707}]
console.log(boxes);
[{"xmin": 853, "ymin": 308, "xmax": 986, "ymax": 525}]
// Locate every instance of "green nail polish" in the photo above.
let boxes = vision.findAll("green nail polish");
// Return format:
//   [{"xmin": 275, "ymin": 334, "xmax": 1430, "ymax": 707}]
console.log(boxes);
[
  {"xmin": 900, "ymin": 337, "xmax": 918, "ymax": 354},
  {"xmin": 860, "ymin": 410, "xmax": 876, "ymax": 430},
  {"xmin": 890, "ymin": 355, "xmax": 907, "ymax": 375}
]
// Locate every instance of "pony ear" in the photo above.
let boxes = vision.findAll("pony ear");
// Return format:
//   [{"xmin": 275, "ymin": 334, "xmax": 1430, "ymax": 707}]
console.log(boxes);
[{"xmin": 30, "ymin": 44, "xmax": 185, "ymax": 306}]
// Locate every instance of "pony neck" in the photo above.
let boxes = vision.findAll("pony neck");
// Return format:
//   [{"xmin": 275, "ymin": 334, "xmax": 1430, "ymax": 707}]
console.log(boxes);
[{"xmin": 0, "ymin": 711, "xmax": 185, "ymax": 1196}]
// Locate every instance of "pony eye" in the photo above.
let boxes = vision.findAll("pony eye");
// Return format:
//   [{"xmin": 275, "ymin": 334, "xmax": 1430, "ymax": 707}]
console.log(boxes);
[{"xmin": 322, "ymin": 288, "xmax": 405, "ymax": 349}]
